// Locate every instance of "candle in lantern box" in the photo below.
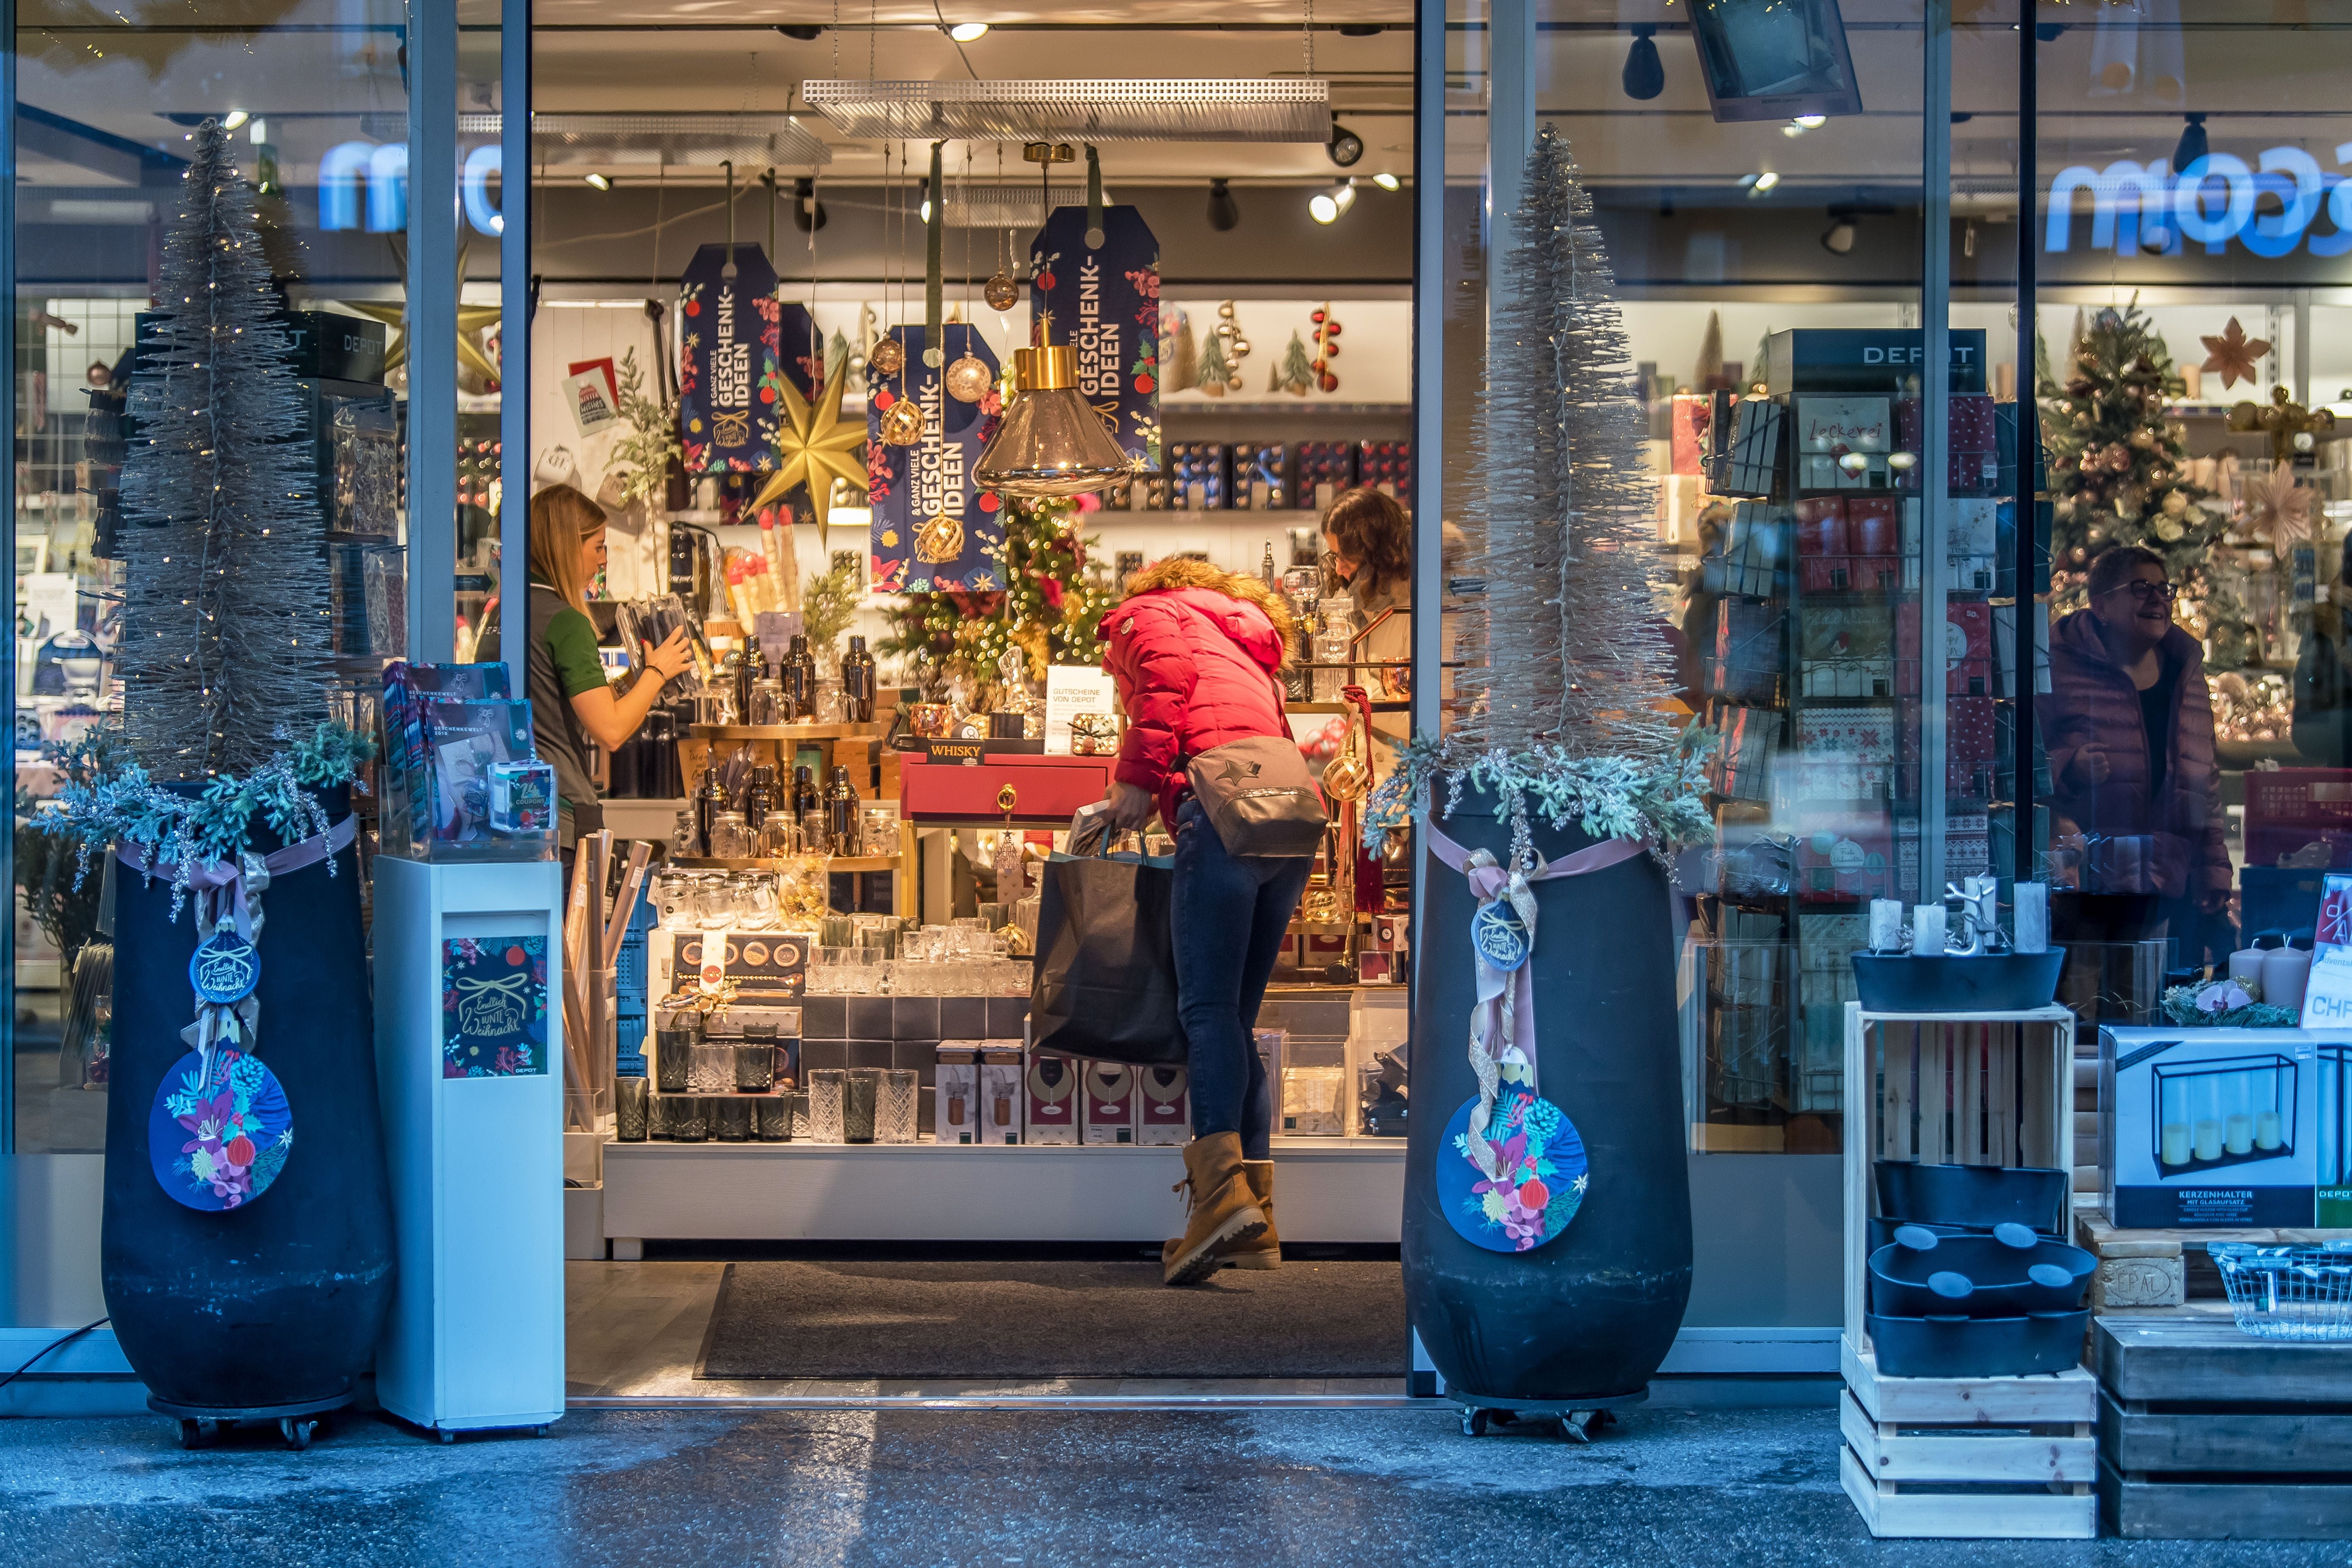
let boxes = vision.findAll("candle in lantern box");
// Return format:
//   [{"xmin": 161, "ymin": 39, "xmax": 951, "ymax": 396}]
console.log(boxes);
[
  {"xmin": 2014, "ymin": 881, "xmax": 2049, "ymax": 954},
  {"xmin": 1868, "ymin": 899, "xmax": 1905, "ymax": 953},
  {"xmin": 1910, "ymin": 905, "xmax": 1946, "ymax": 957}
]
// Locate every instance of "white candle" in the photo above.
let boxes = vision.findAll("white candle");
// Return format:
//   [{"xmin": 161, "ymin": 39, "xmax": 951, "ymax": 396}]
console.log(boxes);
[
  {"xmin": 1870, "ymin": 899, "xmax": 1906, "ymax": 953},
  {"xmin": 1911, "ymin": 905, "xmax": 1946, "ymax": 957},
  {"xmin": 2226, "ymin": 1113, "xmax": 2255, "ymax": 1156},
  {"xmin": 2257, "ymin": 1110, "xmax": 2285, "ymax": 1151},
  {"xmin": 2229, "ymin": 947, "xmax": 2267, "ymax": 988},
  {"xmin": 2195, "ymin": 1119, "xmax": 2224, "ymax": 1162},
  {"xmin": 2263, "ymin": 947, "xmax": 2312, "ymax": 1014},
  {"xmin": 2161, "ymin": 1122, "xmax": 2193, "ymax": 1166},
  {"xmin": 2014, "ymin": 882, "xmax": 2049, "ymax": 955}
]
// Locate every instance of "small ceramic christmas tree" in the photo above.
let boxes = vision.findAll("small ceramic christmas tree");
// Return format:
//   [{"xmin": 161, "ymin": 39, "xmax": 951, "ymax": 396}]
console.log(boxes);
[
  {"xmin": 1195, "ymin": 325, "xmax": 1233, "ymax": 399},
  {"xmin": 1272, "ymin": 331, "xmax": 1315, "ymax": 397},
  {"xmin": 117, "ymin": 117, "xmax": 330, "ymax": 779}
]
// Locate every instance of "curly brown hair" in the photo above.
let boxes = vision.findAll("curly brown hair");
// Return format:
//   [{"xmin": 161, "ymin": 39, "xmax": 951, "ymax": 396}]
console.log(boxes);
[{"xmin": 1321, "ymin": 487, "xmax": 1411, "ymax": 601}]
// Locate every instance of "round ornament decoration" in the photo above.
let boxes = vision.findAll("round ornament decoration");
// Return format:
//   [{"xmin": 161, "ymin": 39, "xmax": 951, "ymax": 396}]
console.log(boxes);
[
  {"xmin": 147, "ymin": 1046, "xmax": 294, "ymax": 1212},
  {"xmin": 943, "ymin": 352, "xmax": 995, "ymax": 403},
  {"xmin": 1469, "ymin": 900, "xmax": 1531, "ymax": 972},
  {"xmin": 914, "ymin": 510, "xmax": 965, "ymax": 564},
  {"xmin": 878, "ymin": 396, "xmax": 925, "ymax": 447},
  {"xmin": 1437, "ymin": 1085, "xmax": 1587, "ymax": 1253},
  {"xmin": 867, "ymin": 335, "xmax": 906, "ymax": 376},
  {"xmin": 983, "ymin": 271, "xmax": 1021, "ymax": 312},
  {"xmin": 188, "ymin": 920, "xmax": 259, "ymax": 1005}
]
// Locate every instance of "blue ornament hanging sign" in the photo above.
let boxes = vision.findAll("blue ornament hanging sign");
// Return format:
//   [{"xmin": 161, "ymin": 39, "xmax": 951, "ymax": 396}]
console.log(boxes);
[
  {"xmin": 867, "ymin": 323, "xmax": 1004, "ymax": 594},
  {"xmin": 677, "ymin": 242, "xmax": 785, "ymax": 476},
  {"xmin": 1027, "ymin": 204, "xmax": 1161, "ymax": 471},
  {"xmin": 149, "ymin": 1046, "xmax": 294, "ymax": 1212},
  {"xmin": 1469, "ymin": 901, "xmax": 1531, "ymax": 972},
  {"xmin": 1438, "ymin": 1085, "xmax": 1588, "ymax": 1254},
  {"xmin": 189, "ymin": 920, "xmax": 259, "ymax": 1005}
]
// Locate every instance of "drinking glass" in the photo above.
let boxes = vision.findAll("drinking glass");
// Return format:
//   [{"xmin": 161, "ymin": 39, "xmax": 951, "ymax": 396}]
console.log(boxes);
[
  {"xmin": 689, "ymin": 1041, "xmax": 735, "ymax": 1093},
  {"xmin": 756, "ymin": 1096, "xmax": 793, "ymax": 1141},
  {"xmin": 877, "ymin": 1069, "xmax": 920, "ymax": 1144},
  {"xmin": 787, "ymin": 1091, "xmax": 812, "ymax": 1141},
  {"xmin": 801, "ymin": 809, "xmax": 830, "ymax": 855},
  {"xmin": 655, "ymin": 869, "xmax": 696, "ymax": 930},
  {"xmin": 716, "ymin": 1098, "xmax": 753, "ymax": 1141},
  {"xmin": 710, "ymin": 812, "xmax": 755, "ymax": 859},
  {"xmin": 692, "ymin": 874, "xmax": 733, "ymax": 928},
  {"xmin": 616, "ymin": 1077, "xmax": 649, "ymax": 1142},
  {"xmin": 654, "ymin": 1010, "xmax": 698, "ymax": 1092},
  {"xmin": 844, "ymin": 1067, "xmax": 882, "ymax": 1143},
  {"xmin": 758, "ymin": 816, "xmax": 802, "ymax": 858},
  {"xmin": 806, "ymin": 1070, "xmax": 846, "ymax": 1143},
  {"xmin": 668, "ymin": 1097, "xmax": 711, "ymax": 1142},
  {"xmin": 646, "ymin": 1093, "xmax": 672, "ymax": 1139},
  {"xmin": 861, "ymin": 804, "xmax": 901, "ymax": 858},
  {"xmin": 732, "ymin": 872, "xmax": 780, "ymax": 930},
  {"xmin": 734, "ymin": 1041, "xmax": 776, "ymax": 1092}
]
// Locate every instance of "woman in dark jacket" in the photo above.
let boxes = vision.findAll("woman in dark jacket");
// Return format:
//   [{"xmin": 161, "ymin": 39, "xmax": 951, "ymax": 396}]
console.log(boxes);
[
  {"xmin": 1100, "ymin": 558, "xmax": 1310, "ymax": 1286},
  {"xmin": 2041, "ymin": 546, "xmax": 2230, "ymax": 944}
]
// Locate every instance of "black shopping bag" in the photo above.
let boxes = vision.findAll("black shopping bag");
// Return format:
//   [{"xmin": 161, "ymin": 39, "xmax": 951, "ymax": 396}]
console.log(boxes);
[{"xmin": 1029, "ymin": 847, "xmax": 1184, "ymax": 1067}]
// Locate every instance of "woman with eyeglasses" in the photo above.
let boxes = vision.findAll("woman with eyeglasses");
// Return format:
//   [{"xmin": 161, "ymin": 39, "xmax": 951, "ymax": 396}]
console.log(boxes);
[{"xmin": 2042, "ymin": 545, "xmax": 2230, "ymax": 948}]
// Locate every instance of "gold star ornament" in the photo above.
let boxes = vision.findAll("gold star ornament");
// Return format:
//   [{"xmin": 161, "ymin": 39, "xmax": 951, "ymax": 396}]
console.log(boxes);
[{"xmin": 750, "ymin": 354, "xmax": 869, "ymax": 548}]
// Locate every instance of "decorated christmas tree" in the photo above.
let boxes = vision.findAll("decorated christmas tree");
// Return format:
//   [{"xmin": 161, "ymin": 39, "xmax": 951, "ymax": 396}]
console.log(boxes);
[
  {"xmin": 2038, "ymin": 301, "xmax": 2221, "ymax": 609},
  {"xmin": 117, "ymin": 117, "xmax": 331, "ymax": 779},
  {"xmin": 879, "ymin": 497, "xmax": 1113, "ymax": 685}
]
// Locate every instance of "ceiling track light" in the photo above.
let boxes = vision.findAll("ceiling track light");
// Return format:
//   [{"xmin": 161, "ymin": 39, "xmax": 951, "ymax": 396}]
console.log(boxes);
[
  {"xmin": 1333, "ymin": 177, "xmax": 1356, "ymax": 214},
  {"xmin": 1206, "ymin": 176, "xmax": 1240, "ymax": 232},
  {"xmin": 1821, "ymin": 214, "xmax": 1857, "ymax": 254},
  {"xmin": 793, "ymin": 175, "xmax": 828, "ymax": 232},
  {"xmin": 584, "ymin": 172, "xmax": 612, "ymax": 191},
  {"xmin": 1309, "ymin": 189, "xmax": 1339, "ymax": 225},
  {"xmin": 1372, "ymin": 171, "xmax": 1399, "ymax": 192},
  {"xmin": 948, "ymin": 22, "xmax": 989, "ymax": 43},
  {"xmin": 775, "ymin": 24, "xmax": 822, "ymax": 40},
  {"xmin": 1326, "ymin": 120, "xmax": 1363, "ymax": 168},
  {"xmin": 1622, "ymin": 24, "xmax": 1664, "ymax": 101}
]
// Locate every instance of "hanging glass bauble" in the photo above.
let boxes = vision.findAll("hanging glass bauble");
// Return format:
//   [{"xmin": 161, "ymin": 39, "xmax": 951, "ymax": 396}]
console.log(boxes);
[
  {"xmin": 915, "ymin": 510, "xmax": 965, "ymax": 564},
  {"xmin": 878, "ymin": 396, "xmax": 926, "ymax": 446},
  {"xmin": 944, "ymin": 353, "xmax": 995, "ymax": 403},
  {"xmin": 984, "ymin": 272, "xmax": 1021, "ymax": 311},
  {"xmin": 868, "ymin": 335, "xmax": 906, "ymax": 376}
]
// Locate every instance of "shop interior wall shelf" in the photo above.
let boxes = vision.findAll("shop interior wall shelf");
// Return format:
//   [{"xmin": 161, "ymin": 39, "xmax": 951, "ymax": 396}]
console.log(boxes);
[{"xmin": 798, "ymin": 78, "xmax": 1331, "ymax": 144}]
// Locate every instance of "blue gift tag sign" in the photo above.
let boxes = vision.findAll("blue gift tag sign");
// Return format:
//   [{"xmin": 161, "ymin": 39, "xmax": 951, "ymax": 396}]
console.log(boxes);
[
  {"xmin": 1437, "ymin": 1087, "xmax": 1587, "ymax": 1253},
  {"xmin": 1469, "ymin": 900, "xmax": 1531, "ymax": 972},
  {"xmin": 147, "ymin": 1047, "xmax": 293, "ymax": 1212},
  {"xmin": 188, "ymin": 923, "xmax": 258, "ymax": 1006}
]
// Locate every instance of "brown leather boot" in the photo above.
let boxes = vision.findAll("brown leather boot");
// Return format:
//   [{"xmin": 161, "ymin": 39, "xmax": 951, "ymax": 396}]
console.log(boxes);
[
  {"xmin": 1163, "ymin": 1132, "xmax": 1266, "ymax": 1286},
  {"xmin": 1161, "ymin": 1160, "xmax": 1279, "ymax": 1274}
]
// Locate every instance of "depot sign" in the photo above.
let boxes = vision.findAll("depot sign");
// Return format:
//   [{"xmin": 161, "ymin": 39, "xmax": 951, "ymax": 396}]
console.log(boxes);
[{"xmin": 2045, "ymin": 145, "xmax": 2352, "ymax": 259}]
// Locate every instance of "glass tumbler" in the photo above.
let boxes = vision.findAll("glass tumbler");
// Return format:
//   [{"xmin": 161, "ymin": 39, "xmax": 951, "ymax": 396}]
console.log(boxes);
[
  {"xmin": 756, "ymin": 1096, "xmax": 793, "ymax": 1140},
  {"xmin": 877, "ymin": 1069, "xmax": 919, "ymax": 1144},
  {"xmin": 734, "ymin": 1041, "xmax": 776, "ymax": 1092},
  {"xmin": 668, "ymin": 1097, "xmax": 711, "ymax": 1142},
  {"xmin": 716, "ymin": 1098, "xmax": 753, "ymax": 1141},
  {"xmin": 655, "ymin": 1012, "xmax": 699, "ymax": 1093},
  {"xmin": 844, "ymin": 1067, "xmax": 882, "ymax": 1143},
  {"xmin": 689, "ymin": 1041, "xmax": 736, "ymax": 1093},
  {"xmin": 788, "ymin": 1090, "xmax": 813, "ymax": 1141},
  {"xmin": 616, "ymin": 1076, "xmax": 649, "ymax": 1142},
  {"xmin": 806, "ymin": 1069, "xmax": 846, "ymax": 1143},
  {"xmin": 646, "ymin": 1092, "xmax": 672, "ymax": 1139}
]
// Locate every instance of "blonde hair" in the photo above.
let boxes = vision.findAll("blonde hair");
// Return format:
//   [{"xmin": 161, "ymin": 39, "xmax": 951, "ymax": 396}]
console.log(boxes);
[
  {"xmin": 529, "ymin": 484, "xmax": 607, "ymax": 612},
  {"xmin": 1120, "ymin": 556, "xmax": 1298, "ymax": 666}
]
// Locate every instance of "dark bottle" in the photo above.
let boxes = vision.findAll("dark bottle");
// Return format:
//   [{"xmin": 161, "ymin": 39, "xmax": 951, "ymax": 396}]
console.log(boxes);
[
  {"xmin": 736, "ymin": 639, "xmax": 767, "ymax": 726},
  {"xmin": 693, "ymin": 766, "xmax": 726, "ymax": 858},
  {"xmin": 825, "ymin": 764, "xmax": 859, "ymax": 850},
  {"xmin": 840, "ymin": 634, "xmax": 877, "ymax": 724},
  {"xmin": 781, "ymin": 634, "xmax": 818, "ymax": 722},
  {"xmin": 745, "ymin": 765, "xmax": 776, "ymax": 833}
]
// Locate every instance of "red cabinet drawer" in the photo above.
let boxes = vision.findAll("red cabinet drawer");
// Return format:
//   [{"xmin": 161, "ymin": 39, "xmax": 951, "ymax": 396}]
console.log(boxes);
[{"xmin": 898, "ymin": 753, "xmax": 1111, "ymax": 825}]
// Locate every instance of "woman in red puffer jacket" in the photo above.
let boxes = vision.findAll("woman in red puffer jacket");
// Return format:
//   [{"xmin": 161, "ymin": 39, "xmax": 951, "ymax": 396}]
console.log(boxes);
[{"xmin": 1099, "ymin": 558, "xmax": 1311, "ymax": 1286}]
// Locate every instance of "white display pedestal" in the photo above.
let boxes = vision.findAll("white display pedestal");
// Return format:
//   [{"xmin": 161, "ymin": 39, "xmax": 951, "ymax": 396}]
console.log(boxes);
[{"xmin": 372, "ymin": 857, "xmax": 566, "ymax": 1438}]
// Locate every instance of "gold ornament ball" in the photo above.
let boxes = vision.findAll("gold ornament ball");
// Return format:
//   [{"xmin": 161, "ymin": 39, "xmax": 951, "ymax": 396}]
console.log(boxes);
[
  {"xmin": 983, "ymin": 272, "xmax": 1021, "ymax": 311},
  {"xmin": 879, "ymin": 397, "xmax": 925, "ymax": 446},
  {"xmin": 944, "ymin": 354, "xmax": 994, "ymax": 403},
  {"xmin": 868, "ymin": 335, "xmax": 906, "ymax": 376}
]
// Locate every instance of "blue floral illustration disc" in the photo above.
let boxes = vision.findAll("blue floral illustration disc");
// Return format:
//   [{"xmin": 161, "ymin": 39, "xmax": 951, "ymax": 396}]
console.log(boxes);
[
  {"xmin": 146, "ymin": 1047, "xmax": 294, "ymax": 1212},
  {"xmin": 1437, "ymin": 1086, "xmax": 1587, "ymax": 1253}
]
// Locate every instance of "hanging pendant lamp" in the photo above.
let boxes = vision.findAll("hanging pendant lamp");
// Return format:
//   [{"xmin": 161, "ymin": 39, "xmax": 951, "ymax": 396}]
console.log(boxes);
[{"xmin": 975, "ymin": 343, "xmax": 1133, "ymax": 498}]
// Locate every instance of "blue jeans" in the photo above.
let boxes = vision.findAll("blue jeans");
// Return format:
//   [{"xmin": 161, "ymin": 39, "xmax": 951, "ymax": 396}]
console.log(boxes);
[{"xmin": 1170, "ymin": 798, "xmax": 1313, "ymax": 1158}]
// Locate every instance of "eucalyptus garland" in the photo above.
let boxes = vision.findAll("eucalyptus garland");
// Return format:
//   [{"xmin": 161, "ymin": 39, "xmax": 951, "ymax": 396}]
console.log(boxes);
[
  {"xmin": 1365, "ymin": 727, "xmax": 1717, "ymax": 871},
  {"xmin": 45, "ymin": 720, "xmax": 376, "ymax": 919}
]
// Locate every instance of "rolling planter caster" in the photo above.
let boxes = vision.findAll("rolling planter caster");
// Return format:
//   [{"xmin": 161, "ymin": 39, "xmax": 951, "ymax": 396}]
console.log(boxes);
[
  {"xmin": 1456, "ymin": 1388, "xmax": 1645, "ymax": 1442},
  {"xmin": 155, "ymin": 1391, "xmax": 348, "ymax": 1451}
]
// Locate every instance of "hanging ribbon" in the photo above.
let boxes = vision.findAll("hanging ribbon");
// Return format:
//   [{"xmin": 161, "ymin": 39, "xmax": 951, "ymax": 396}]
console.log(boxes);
[
  {"xmin": 1425, "ymin": 823, "xmax": 1647, "ymax": 1184},
  {"xmin": 925, "ymin": 140, "xmax": 945, "ymax": 369},
  {"xmin": 117, "ymin": 814, "xmax": 357, "ymax": 1084},
  {"xmin": 1085, "ymin": 143, "xmax": 1105, "ymax": 249}
]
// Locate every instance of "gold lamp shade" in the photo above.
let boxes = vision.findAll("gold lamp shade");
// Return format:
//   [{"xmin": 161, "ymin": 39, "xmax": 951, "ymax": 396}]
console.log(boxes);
[{"xmin": 975, "ymin": 344, "xmax": 1134, "ymax": 499}]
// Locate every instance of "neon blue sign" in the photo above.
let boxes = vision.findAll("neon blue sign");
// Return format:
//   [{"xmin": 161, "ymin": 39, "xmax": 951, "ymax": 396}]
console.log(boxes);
[
  {"xmin": 2046, "ymin": 144, "xmax": 2352, "ymax": 259},
  {"xmin": 320, "ymin": 141, "xmax": 501, "ymax": 238}
]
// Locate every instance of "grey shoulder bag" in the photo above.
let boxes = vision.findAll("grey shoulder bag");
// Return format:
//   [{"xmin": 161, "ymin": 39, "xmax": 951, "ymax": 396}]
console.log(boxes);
[{"xmin": 1186, "ymin": 735, "xmax": 1328, "ymax": 858}]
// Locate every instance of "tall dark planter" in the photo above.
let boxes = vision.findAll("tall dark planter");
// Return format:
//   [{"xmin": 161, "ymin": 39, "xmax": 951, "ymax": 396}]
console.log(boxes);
[
  {"xmin": 101, "ymin": 787, "xmax": 395, "ymax": 1416},
  {"xmin": 1405, "ymin": 795, "xmax": 1693, "ymax": 1403}
]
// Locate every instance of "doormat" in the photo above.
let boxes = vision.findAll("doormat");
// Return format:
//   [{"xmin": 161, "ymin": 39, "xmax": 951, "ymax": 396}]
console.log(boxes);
[{"xmin": 694, "ymin": 1259, "xmax": 1405, "ymax": 1380}]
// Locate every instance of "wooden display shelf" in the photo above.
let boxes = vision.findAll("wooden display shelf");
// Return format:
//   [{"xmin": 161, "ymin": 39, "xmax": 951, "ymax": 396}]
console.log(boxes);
[
  {"xmin": 688, "ymin": 722, "xmax": 883, "ymax": 742},
  {"xmin": 1840, "ymin": 1002, "xmax": 2090, "ymax": 1540},
  {"xmin": 668, "ymin": 855, "xmax": 898, "ymax": 874}
]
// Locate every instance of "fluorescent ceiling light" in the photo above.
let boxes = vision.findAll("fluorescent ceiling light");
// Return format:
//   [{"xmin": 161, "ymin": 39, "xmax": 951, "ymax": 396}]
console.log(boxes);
[{"xmin": 948, "ymin": 22, "xmax": 989, "ymax": 42}]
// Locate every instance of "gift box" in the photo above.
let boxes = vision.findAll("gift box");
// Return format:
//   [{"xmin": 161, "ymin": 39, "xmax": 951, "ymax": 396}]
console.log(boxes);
[
  {"xmin": 979, "ymin": 1044, "xmax": 1024, "ymax": 1145},
  {"xmin": 1023, "ymin": 1050, "xmax": 1080, "ymax": 1144},
  {"xmin": 1799, "ymin": 556, "xmax": 1900, "ymax": 593},
  {"xmin": 1671, "ymin": 394, "xmax": 1713, "ymax": 475},
  {"xmin": 1168, "ymin": 443, "xmax": 1230, "ymax": 511},
  {"xmin": 1357, "ymin": 440, "xmax": 1413, "ymax": 499},
  {"xmin": 417, "ymin": 696, "xmax": 539, "ymax": 860},
  {"xmin": 1081, "ymin": 1061, "xmax": 1138, "ymax": 1144},
  {"xmin": 936, "ymin": 1045, "xmax": 981, "ymax": 1145},
  {"xmin": 1797, "ymin": 395, "xmax": 1892, "ymax": 456},
  {"xmin": 1711, "ymin": 598, "xmax": 1785, "ymax": 702},
  {"xmin": 1895, "ymin": 600, "xmax": 1992, "ymax": 696},
  {"xmin": 1794, "ymin": 814, "xmax": 1897, "ymax": 904},
  {"xmin": 1789, "ymin": 710, "xmax": 1895, "ymax": 803},
  {"xmin": 1846, "ymin": 497, "xmax": 1900, "ymax": 556},
  {"xmin": 1711, "ymin": 705, "xmax": 1780, "ymax": 803},
  {"xmin": 1721, "ymin": 501, "xmax": 1784, "ymax": 596},
  {"xmin": 1794, "ymin": 497, "xmax": 1849, "ymax": 557},
  {"xmin": 1296, "ymin": 441, "xmax": 1355, "ymax": 509},
  {"xmin": 1232, "ymin": 443, "xmax": 1290, "ymax": 510},
  {"xmin": 1709, "ymin": 396, "xmax": 1783, "ymax": 498},
  {"xmin": 1136, "ymin": 1064, "xmax": 1189, "ymax": 1145}
]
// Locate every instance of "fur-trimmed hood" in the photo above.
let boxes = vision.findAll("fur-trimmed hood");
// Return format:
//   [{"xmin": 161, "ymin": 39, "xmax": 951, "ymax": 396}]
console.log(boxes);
[{"xmin": 1119, "ymin": 557, "xmax": 1297, "ymax": 665}]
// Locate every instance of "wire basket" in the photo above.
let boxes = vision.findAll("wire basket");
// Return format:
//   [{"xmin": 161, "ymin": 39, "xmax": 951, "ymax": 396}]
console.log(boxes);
[{"xmin": 2212, "ymin": 1241, "xmax": 2352, "ymax": 1341}]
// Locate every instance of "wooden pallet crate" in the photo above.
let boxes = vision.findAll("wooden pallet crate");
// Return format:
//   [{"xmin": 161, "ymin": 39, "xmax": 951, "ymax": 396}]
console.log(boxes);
[
  {"xmin": 1840, "ymin": 1002, "xmax": 2091, "ymax": 1538},
  {"xmin": 2097, "ymin": 1317, "xmax": 2352, "ymax": 1538}
]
